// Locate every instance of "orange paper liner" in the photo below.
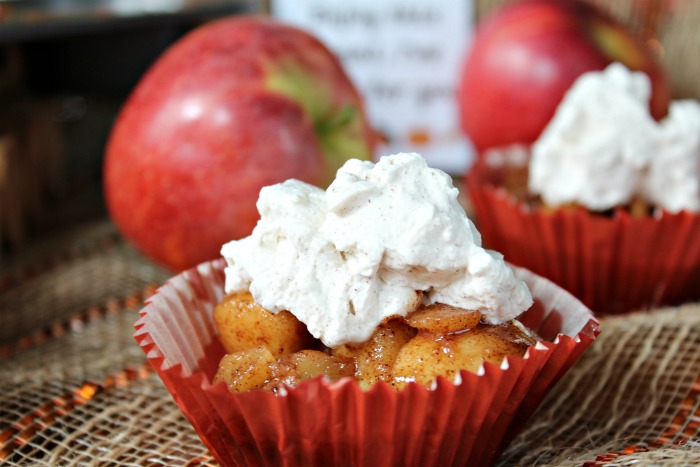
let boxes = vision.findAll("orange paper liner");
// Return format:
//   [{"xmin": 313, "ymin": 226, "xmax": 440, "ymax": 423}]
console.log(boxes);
[
  {"xmin": 134, "ymin": 259, "xmax": 599, "ymax": 467},
  {"xmin": 467, "ymin": 159, "xmax": 700, "ymax": 315}
]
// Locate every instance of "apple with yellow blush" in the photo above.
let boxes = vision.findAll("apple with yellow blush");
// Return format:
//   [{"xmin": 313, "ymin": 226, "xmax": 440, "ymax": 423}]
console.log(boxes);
[{"xmin": 104, "ymin": 16, "xmax": 375, "ymax": 270}]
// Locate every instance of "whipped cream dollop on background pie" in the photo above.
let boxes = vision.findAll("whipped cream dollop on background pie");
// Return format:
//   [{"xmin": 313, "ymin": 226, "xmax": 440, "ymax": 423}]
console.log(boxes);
[{"xmin": 529, "ymin": 62, "xmax": 700, "ymax": 213}]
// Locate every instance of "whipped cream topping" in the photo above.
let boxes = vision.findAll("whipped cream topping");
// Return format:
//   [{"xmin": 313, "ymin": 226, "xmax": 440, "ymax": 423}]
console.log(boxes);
[
  {"xmin": 529, "ymin": 63, "xmax": 700, "ymax": 213},
  {"xmin": 644, "ymin": 100, "xmax": 700, "ymax": 212},
  {"xmin": 222, "ymin": 153, "xmax": 533, "ymax": 347}
]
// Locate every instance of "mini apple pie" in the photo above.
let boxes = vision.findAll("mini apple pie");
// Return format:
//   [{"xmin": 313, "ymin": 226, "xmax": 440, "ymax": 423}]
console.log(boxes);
[{"xmin": 467, "ymin": 64, "xmax": 700, "ymax": 314}]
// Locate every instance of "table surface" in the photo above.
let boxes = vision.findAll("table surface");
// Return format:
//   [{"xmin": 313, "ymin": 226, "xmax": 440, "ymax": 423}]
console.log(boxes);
[{"xmin": 1, "ymin": 219, "xmax": 698, "ymax": 466}]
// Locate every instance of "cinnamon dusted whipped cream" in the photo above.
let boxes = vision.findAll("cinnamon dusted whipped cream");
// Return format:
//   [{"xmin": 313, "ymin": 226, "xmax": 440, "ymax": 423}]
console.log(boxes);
[
  {"xmin": 529, "ymin": 62, "xmax": 700, "ymax": 213},
  {"xmin": 221, "ymin": 153, "xmax": 532, "ymax": 347}
]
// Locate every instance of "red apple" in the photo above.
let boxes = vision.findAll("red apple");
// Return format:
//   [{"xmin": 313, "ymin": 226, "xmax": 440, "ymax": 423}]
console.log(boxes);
[
  {"xmin": 104, "ymin": 16, "xmax": 375, "ymax": 271},
  {"xmin": 458, "ymin": 0, "xmax": 671, "ymax": 153}
]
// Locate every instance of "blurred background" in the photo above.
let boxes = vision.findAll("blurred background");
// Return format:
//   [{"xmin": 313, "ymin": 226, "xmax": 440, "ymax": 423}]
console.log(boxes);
[
  {"xmin": 1, "ymin": 0, "xmax": 699, "ymax": 261},
  {"xmin": 0, "ymin": 0, "xmax": 259, "ymax": 262}
]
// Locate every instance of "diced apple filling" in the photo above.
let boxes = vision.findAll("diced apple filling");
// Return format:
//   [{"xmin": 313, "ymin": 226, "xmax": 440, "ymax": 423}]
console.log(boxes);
[{"xmin": 213, "ymin": 292, "xmax": 540, "ymax": 393}]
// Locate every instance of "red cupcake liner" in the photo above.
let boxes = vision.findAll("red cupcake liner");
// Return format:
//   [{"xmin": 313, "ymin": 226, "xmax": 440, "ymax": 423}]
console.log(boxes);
[
  {"xmin": 134, "ymin": 258, "xmax": 599, "ymax": 467},
  {"xmin": 467, "ymin": 157, "xmax": 700, "ymax": 315}
]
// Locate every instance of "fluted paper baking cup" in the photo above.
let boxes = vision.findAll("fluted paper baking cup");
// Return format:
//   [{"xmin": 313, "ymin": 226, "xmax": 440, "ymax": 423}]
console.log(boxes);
[
  {"xmin": 134, "ymin": 259, "xmax": 599, "ymax": 467},
  {"xmin": 467, "ymin": 158, "xmax": 700, "ymax": 315}
]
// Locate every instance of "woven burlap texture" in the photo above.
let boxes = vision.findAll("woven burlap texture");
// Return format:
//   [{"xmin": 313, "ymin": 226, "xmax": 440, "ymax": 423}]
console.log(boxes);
[{"xmin": 1, "ymin": 222, "xmax": 699, "ymax": 466}]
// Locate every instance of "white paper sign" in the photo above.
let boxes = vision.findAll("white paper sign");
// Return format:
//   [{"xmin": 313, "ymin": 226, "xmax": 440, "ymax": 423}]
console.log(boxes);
[{"xmin": 271, "ymin": 0, "xmax": 475, "ymax": 174}]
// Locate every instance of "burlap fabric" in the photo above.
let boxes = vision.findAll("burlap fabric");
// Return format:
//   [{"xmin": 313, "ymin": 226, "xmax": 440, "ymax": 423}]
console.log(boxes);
[{"xmin": 0, "ymin": 220, "xmax": 698, "ymax": 466}]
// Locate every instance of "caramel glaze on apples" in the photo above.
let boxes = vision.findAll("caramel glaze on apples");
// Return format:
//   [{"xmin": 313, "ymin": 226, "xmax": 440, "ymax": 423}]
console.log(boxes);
[{"xmin": 213, "ymin": 292, "xmax": 540, "ymax": 393}]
